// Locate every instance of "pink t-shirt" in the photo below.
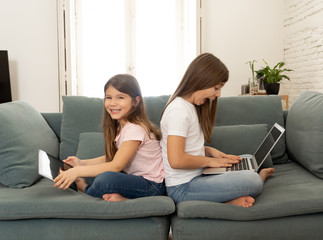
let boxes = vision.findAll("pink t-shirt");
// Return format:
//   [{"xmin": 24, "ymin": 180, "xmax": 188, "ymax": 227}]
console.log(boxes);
[{"xmin": 115, "ymin": 122, "xmax": 165, "ymax": 183}]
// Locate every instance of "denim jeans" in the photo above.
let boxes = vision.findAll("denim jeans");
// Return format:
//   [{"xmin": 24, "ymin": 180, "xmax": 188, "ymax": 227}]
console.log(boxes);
[
  {"xmin": 167, "ymin": 170, "xmax": 264, "ymax": 203},
  {"xmin": 85, "ymin": 171, "xmax": 165, "ymax": 199}
]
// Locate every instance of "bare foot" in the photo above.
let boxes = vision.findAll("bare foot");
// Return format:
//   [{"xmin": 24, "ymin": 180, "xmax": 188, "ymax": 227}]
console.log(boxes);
[
  {"xmin": 102, "ymin": 193, "xmax": 128, "ymax": 202},
  {"xmin": 75, "ymin": 178, "xmax": 88, "ymax": 192},
  {"xmin": 259, "ymin": 168, "xmax": 275, "ymax": 182},
  {"xmin": 226, "ymin": 196, "xmax": 255, "ymax": 208}
]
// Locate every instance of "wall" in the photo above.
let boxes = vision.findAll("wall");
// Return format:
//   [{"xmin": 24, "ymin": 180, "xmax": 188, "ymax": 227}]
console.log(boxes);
[
  {"xmin": 0, "ymin": 0, "xmax": 59, "ymax": 112},
  {"xmin": 281, "ymin": 0, "xmax": 323, "ymax": 105},
  {"xmin": 203, "ymin": 0, "xmax": 285, "ymax": 97},
  {"xmin": 2, "ymin": 0, "xmax": 321, "ymax": 111}
]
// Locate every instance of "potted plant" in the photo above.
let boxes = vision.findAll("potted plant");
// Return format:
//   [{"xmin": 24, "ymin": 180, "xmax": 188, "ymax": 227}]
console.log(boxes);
[{"xmin": 255, "ymin": 60, "xmax": 292, "ymax": 95}]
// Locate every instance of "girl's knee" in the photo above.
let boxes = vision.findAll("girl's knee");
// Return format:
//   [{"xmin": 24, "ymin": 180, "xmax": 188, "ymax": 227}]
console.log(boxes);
[
  {"xmin": 238, "ymin": 171, "xmax": 263, "ymax": 197},
  {"xmin": 85, "ymin": 172, "xmax": 120, "ymax": 197},
  {"xmin": 96, "ymin": 171, "xmax": 117, "ymax": 182},
  {"xmin": 247, "ymin": 172, "xmax": 264, "ymax": 196}
]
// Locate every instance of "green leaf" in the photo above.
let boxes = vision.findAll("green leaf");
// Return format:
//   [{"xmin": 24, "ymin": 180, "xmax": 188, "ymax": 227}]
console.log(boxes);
[{"xmin": 256, "ymin": 60, "xmax": 292, "ymax": 84}]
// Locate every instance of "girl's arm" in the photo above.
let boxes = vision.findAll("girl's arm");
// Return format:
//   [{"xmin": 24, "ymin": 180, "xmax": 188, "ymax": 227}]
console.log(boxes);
[
  {"xmin": 53, "ymin": 140, "xmax": 141, "ymax": 189},
  {"xmin": 64, "ymin": 155, "xmax": 106, "ymax": 167},
  {"xmin": 76, "ymin": 140, "xmax": 141, "ymax": 176},
  {"xmin": 80, "ymin": 156, "xmax": 106, "ymax": 166},
  {"xmin": 167, "ymin": 135, "xmax": 239, "ymax": 169}
]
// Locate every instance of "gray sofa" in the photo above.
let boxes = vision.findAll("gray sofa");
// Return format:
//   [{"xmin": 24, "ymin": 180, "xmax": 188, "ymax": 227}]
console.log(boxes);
[
  {"xmin": 0, "ymin": 96, "xmax": 174, "ymax": 240},
  {"xmin": 0, "ymin": 91, "xmax": 322, "ymax": 240},
  {"xmin": 170, "ymin": 91, "xmax": 323, "ymax": 240}
]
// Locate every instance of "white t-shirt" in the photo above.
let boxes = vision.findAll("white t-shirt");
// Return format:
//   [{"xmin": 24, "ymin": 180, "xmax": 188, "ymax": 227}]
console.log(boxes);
[{"xmin": 160, "ymin": 97, "xmax": 204, "ymax": 187}]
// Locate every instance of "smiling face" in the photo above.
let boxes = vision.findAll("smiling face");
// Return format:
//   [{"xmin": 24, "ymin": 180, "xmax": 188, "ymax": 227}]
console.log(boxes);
[
  {"xmin": 104, "ymin": 86, "xmax": 139, "ymax": 127},
  {"xmin": 186, "ymin": 82, "xmax": 225, "ymax": 106}
]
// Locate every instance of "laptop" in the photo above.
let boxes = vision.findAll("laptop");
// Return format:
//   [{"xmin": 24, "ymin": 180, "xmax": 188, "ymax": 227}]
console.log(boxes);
[
  {"xmin": 38, "ymin": 149, "xmax": 78, "ymax": 191},
  {"xmin": 203, "ymin": 123, "xmax": 285, "ymax": 174}
]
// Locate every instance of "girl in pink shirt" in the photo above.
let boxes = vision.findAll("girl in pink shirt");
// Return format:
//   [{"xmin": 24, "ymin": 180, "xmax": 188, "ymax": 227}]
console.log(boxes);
[{"xmin": 54, "ymin": 74, "xmax": 165, "ymax": 201}]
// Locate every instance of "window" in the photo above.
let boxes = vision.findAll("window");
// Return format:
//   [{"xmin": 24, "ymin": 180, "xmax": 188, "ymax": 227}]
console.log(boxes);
[{"xmin": 58, "ymin": 0, "xmax": 200, "ymax": 101}]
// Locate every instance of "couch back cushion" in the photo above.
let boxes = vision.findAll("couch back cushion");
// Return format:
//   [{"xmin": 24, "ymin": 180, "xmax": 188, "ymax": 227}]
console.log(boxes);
[
  {"xmin": 215, "ymin": 95, "xmax": 287, "ymax": 164},
  {"xmin": 0, "ymin": 101, "xmax": 59, "ymax": 188},
  {"xmin": 209, "ymin": 124, "xmax": 272, "ymax": 169},
  {"xmin": 144, "ymin": 95, "xmax": 170, "ymax": 127},
  {"xmin": 60, "ymin": 96, "xmax": 104, "ymax": 160},
  {"xmin": 286, "ymin": 91, "xmax": 323, "ymax": 178}
]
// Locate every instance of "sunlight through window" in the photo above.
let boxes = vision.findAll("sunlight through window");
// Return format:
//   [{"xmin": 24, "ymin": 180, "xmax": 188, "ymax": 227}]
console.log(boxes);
[{"xmin": 75, "ymin": 0, "xmax": 197, "ymax": 98}]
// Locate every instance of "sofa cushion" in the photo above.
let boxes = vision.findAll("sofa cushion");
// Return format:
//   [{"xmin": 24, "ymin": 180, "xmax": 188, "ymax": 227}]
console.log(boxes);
[
  {"xmin": 0, "ymin": 179, "xmax": 175, "ymax": 220},
  {"xmin": 286, "ymin": 91, "xmax": 323, "ymax": 179},
  {"xmin": 76, "ymin": 132, "xmax": 105, "ymax": 159},
  {"xmin": 215, "ymin": 95, "xmax": 287, "ymax": 164},
  {"xmin": 0, "ymin": 101, "xmax": 59, "ymax": 188},
  {"xmin": 175, "ymin": 162, "xmax": 323, "ymax": 220},
  {"xmin": 75, "ymin": 132, "xmax": 105, "ymax": 186},
  {"xmin": 60, "ymin": 96, "xmax": 104, "ymax": 160},
  {"xmin": 209, "ymin": 124, "xmax": 272, "ymax": 168}
]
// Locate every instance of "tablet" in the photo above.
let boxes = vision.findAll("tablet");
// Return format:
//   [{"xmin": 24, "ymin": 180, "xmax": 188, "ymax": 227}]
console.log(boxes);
[{"xmin": 38, "ymin": 149, "xmax": 78, "ymax": 191}]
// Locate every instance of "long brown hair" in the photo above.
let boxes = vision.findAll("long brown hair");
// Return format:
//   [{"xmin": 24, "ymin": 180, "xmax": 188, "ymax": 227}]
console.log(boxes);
[
  {"xmin": 161, "ymin": 53, "xmax": 229, "ymax": 142},
  {"xmin": 103, "ymin": 74, "xmax": 161, "ymax": 161}
]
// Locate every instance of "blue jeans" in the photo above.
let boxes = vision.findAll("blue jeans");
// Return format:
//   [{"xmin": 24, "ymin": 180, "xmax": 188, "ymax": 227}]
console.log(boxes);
[
  {"xmin": 85, "ymin": 171, "xmax": 165, "ymax": 199},
  {"xmin": 167, "ymin": 171, "xmax": 264, "ymax": 203}
]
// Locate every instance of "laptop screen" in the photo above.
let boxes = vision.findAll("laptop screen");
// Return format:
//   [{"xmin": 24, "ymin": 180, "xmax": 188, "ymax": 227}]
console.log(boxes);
[{"xmin": 254, "ymin": 124, "xmax": 284, "ymax": 165}]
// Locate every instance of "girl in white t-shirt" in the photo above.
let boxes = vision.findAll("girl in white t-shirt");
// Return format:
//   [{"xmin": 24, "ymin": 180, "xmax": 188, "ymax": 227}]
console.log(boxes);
[
  {"xmin": 160, "ymin": 53, "xmax": 274, "ymax": 207},
  {"xmin": 54, "ymin": 74, "xmax": 165, "ymax": 201}
]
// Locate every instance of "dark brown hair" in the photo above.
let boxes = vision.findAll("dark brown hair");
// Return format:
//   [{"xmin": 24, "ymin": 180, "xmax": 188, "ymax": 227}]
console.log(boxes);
[{"xmin": 162, "ymin": 53, "xmax": 229, "ymax": 142}]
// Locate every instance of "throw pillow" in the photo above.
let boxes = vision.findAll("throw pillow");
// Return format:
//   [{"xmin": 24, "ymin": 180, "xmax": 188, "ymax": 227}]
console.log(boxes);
[
  {"xmin": 76, "ymin": 132, "xmax": 105, "ymax": 186},
  {"xmin": 76, "ymin": 132, "xmax": 105, "ymax": 159},
  {"xmin": 208, "ymin": 124, "xmax": 272, "ymax": 169},
  {"xmin": 286, "ymin": 91, "xmax": 323, "ymax": 178},
  {"xmin": 60, "ymin": 96, "xmax": 104, "ymax": 160},
  {"xmin": 0, "ymin": 101, "xmax": 59, "ymax": 188}
]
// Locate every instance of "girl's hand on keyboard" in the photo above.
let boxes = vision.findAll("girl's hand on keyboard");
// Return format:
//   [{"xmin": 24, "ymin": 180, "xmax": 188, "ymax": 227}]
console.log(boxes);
[
  {"xmin": 207, "ymin": 157, "xmax": 240, "ymax": 168},
  {"xmin": 205, "ymin": 146, "xmax": 242, "ymax": 161},
  {"xmin": 222, "ymin": 154, "xmax": 242, "ymax": 161}
]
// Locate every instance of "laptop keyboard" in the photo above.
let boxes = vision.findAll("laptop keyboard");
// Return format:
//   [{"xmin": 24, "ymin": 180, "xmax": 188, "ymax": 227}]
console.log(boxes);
[{"xmin": 227, "ymin": 157, "xmax": 255, "ymax": 171}]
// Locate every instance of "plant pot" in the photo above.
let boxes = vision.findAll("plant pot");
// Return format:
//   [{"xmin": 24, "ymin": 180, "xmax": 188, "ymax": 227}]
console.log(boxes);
[{"xmin": 264, "ymin": 82, "xmax": 280, "ymax": 95}]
